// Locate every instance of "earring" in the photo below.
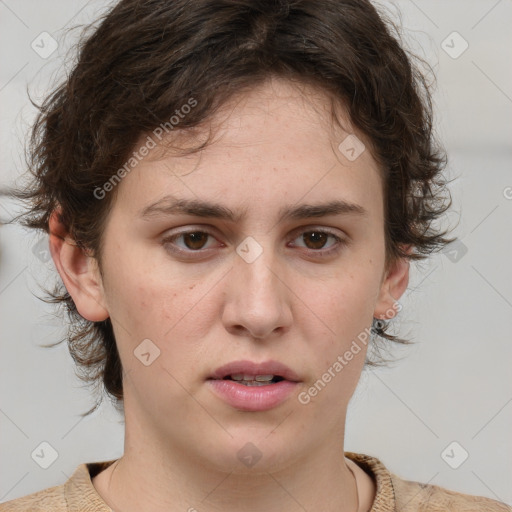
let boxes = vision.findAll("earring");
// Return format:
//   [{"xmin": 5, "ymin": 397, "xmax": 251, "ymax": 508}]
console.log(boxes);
[
  {"xmin": 372, "ymin": 317, "xmax": 388, "ymax": 332},
  {"xmin": 370, "ymin": 317, "xmax": 387, "ymax": 344}
]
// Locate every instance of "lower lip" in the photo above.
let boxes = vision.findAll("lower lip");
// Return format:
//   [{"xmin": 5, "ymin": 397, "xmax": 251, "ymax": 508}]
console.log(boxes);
[{"xmin": 207, "ymin": 379, "xmax": 298, "ymax": 411}]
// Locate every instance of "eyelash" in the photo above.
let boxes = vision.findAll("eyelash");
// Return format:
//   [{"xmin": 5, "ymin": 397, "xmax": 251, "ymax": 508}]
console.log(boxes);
[{"xmin": 161, "ymin": 228, "xmax": 348, "ymax": 258}]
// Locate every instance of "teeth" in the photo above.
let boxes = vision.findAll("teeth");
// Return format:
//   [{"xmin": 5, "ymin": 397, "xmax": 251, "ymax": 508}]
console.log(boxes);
[
  {"xmin": 240, "ymin": 381, "xmax": 272, "ymax": 386},
  {"xmin": 254, "ymin": 375, "xmax": 274, "ymax": 382},
  {"xmin": 229, "ymin": 374, "xmax": 275, "ymax": 382}
]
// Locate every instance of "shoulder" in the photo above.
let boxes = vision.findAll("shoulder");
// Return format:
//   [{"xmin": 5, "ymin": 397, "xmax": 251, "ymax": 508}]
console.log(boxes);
[
  {"xmin": 390, "ymin": 473, "xmax": 512, "ymax": 512},
  {"xmin": 0, "ymin": 483, "xmax": 67, "ymax": 511},
  {"xmin": 0, "ymin": 461, "xmax": 116, "ymax": 512},
  {"xmin": 345, "ymin": 451, "xmax": 511, "ymax": 512}
]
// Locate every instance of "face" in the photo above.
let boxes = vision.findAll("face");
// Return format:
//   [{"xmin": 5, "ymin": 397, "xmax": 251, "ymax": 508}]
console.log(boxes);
[{"xmin": 54, "ymin": 76, "xmax": 408, "ymax": 473}]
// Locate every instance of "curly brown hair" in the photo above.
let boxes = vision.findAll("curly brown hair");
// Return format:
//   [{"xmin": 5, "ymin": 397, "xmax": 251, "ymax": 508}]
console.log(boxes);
[{"xmin": 8, "ymin": 0, "xmax": 453, "ymax": 416}]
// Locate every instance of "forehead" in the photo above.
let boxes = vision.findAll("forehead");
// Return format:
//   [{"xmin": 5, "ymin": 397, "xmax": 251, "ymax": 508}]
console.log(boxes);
[{"xmin": 111, "ymin": 77, "xmax": 383, "ymax": 224}]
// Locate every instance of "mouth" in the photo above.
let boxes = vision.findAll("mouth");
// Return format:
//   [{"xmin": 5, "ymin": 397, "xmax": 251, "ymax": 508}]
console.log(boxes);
[
  {"xmin": 220, "ymin": 374, "xmax": 286, "ymax": 386},
  {"xmin": 208, "ymin": 359, "xmax": 301, "ymax": 384},
  {"xmin": 207, "ymin": 360, "xmax": 300, "ymax": 411}
]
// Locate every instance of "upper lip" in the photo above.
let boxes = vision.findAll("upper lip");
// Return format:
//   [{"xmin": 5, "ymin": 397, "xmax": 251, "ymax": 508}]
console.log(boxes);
[{"xmin": 209, "ymin": 360, "xmax": 301, "ymax": 382}]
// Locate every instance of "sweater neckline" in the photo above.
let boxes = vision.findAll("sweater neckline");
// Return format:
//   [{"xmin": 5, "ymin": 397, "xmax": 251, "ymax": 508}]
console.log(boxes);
[{"xmin": 67, "ymin": 452, "xmax": 395, "ymax": 512}]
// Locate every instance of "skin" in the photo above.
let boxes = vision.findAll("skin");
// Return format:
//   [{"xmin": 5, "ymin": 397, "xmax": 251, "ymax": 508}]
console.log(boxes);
[{"xmin": 49, "ymin": 76, "xmax": 409, "ymax": 512}]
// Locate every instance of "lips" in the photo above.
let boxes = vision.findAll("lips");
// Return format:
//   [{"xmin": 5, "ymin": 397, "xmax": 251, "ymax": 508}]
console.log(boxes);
[
  {"xmin": 207, "ymin": 360, "xmax": 300, "ymax": 411},
  {"xmin": 208, "ymin": 360, "xmax": 301, "ymax": 383}
]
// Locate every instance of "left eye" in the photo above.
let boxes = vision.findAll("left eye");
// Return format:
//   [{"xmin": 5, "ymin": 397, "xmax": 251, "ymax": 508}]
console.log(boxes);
[{"xmin": 291, "ymin": 230, "xmax": 342, "ymax": 251}]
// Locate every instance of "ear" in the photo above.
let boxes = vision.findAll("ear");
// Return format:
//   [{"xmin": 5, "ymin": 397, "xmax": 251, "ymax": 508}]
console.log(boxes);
[
  {"xmin": 48, "ymin": 208, "xmax": 109, "ymax": 322},
  {"xmin": 373, "ymin": 245, "xmax": 411, "ymax": 320}
]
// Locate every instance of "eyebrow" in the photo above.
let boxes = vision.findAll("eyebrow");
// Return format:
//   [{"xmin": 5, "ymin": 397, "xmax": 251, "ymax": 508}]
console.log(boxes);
[{"xmin": 139, "ymin": 195, "xmax": 367, "ymax": 223}]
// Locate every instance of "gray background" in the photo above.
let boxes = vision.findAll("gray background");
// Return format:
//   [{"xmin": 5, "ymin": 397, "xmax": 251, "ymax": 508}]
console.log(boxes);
[{"xmin": 1, "ymin": 0, "xmax": 511, "ymax": 505}]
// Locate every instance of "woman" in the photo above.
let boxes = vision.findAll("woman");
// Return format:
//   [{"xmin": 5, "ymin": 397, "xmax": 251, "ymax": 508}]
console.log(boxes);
[{"xmin": 2, "ymin": 0, "xmax": 510, "ymax": 510}]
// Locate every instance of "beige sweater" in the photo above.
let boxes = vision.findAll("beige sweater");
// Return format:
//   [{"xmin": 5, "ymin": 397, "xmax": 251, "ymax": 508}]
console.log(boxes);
[{"xmin": 0, "ymin": 452, "xmax": 510, "ymax": 511}]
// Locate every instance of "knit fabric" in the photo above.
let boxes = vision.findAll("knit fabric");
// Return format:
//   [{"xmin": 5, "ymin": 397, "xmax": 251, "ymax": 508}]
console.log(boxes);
[{"xmin": 1, "ymin": 452, "xmax": 510, "ymax": 511}]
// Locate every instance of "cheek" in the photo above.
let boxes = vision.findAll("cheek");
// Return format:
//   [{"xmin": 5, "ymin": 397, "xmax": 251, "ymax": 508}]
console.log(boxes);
[
  {"xmin": 109, "ymin": 274, "xmax": 215, "ymax": 406},
  {"xmin": 310, "ymin": 266, "xmax": 380, "ymax": 338},
  {"xmin": 305, "ymin": 289, "xmax": 373, "ymax": 411},
  {"xmin": 108, "ymin": 262, "xmax": 219, "ymax": 373},
  {"xmin": 298, "ymin": 262, "xmax": 381, "ymax": 391}
]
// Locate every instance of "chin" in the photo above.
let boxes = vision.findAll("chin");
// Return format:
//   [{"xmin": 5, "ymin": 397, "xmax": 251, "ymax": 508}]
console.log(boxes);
[{"xmin": 195, "ymin": 427, "xmax": 304, "ymax": 476}]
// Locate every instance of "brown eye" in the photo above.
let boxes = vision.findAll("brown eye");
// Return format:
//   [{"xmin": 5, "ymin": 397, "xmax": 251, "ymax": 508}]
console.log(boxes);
[
  {"xmin": 302, "ymin": 231, "xmax": 329, "ymax": 250},
  {"xmin": 162, "ymin": 230, "xmax": 218, "ymax": 256},
  {"xmin": 290, "ymin": 229, "xmax": 347, "ymax": 257},
  {"xmin": 181, "ymin": 232, "xmax": 210, "ymax": 250}
]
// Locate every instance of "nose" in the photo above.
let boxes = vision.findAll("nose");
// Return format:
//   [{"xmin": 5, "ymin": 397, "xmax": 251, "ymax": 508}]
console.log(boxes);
[{"xmin": 221, "ymin": 245, "xmax": 293, "ymax": 340}]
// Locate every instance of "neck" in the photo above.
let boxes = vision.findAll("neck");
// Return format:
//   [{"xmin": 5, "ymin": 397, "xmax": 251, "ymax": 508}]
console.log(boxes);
[{"xmin": 95, "ymin": 420, "xmax": 360, "ymax": 512}]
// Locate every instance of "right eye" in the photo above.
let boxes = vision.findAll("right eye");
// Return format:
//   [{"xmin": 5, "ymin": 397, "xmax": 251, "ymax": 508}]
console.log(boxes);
[
  {"xmin": 161, "ymin": 229, "xmax": 222, "ymax": 256},
  {"xmin": 161, "ymin": 226, "xmax": 349, "ymax": 260}
]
